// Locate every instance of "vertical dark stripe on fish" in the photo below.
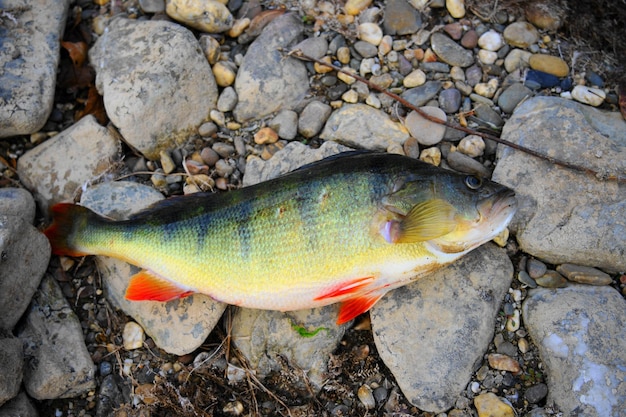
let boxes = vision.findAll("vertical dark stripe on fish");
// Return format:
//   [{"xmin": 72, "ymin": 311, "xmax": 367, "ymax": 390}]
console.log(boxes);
[
  {"xmin": 236, "ymin": 199, "xmax": 253, "ymax": 261},
  {"xmin": 194, "ymin": 215, "xmax": 209, "ymax": 255}
]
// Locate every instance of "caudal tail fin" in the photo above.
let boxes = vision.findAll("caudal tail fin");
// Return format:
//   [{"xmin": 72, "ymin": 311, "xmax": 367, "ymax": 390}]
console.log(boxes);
[{"xmin": 44, "ymin": 203, "xmax": 98, "ymax": 257}]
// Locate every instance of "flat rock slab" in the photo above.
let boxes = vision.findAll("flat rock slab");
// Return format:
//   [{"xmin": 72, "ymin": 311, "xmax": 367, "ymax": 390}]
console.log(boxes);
[
  {"xmin": 319, "ymin": 103, "xmax": 410, "ymax": 151},
  {"xmin": 371, "ymin": 243, "xmax": 513, "ymax": 413},
  {"xmin": 233, "ymin": 14, "xmax": 308, "ymax": 122},
  {"xmin": 523, "ymin": 285, "xmax": 626, "ymax": 417},
  {"xmin": 0, "ymin": 0, "xmax": 70, "ymax": 137},
  {"xmin": 17, "ymin": 115, "xmax": 120, "ymax": 213},
  {"xmin": 81, "ymin": 181, "xmax": 226, "ymax": 355},
  {"xmin": 17, "ymin": 276, "xmax": 96, "ymax": 400},
  {"xmin": 492, "ymin": 96, "xmax": 626, "ymax": 272},
  {"xmin": 90, "ymin": 17, "xmax": 217, "ymax": 160},
  {"xmin": 231, "ymin": 305, "xmax": 347, "ymax": 390}
]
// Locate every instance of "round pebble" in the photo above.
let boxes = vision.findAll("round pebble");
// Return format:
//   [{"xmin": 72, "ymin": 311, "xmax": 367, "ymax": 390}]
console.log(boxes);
[
  {"xmin": 503, "ymin": 22, "xmax": 539, "ymax": 48},
  {"xmin": 446, "ymin": 0, "xmax": 465, "ymax": 18},
  {"xmin": 478, "ymin": 49, "xmax": 498, "ymax": 65},
  {"xmin": 460, "ymin": 29, "xmax": 478, "ymax": 49},
  {"xmin": 213, "ymin": 61, "xmax": 237, "ymax": 87},
  {"xmin": 123, "ymin": 321, "xmax": 145, "ymax": 350},
  {"xmin": 517, "ymin": 270, "xmax": 537, "ymax": 288},
  {"xmin": 357, "ymin": 385, "xmax": 375, "ymax": 409},
  {"xmin": 201, "ymin": 147, "xmax": 220, "ymax": 166},
  {"xmin": 254, "ymin": 127, "xmax": 279, "ymax": 145},
  {"xmin": 506, "ymin": 309, "xmax": 521, "ymax": 332},
  {"xmin": 525, "ymin": 383, "xmax": 548, "ymax": 404},
  {"xmin": 457, "ymin": 135, "xmax": 485, "ymax": 157},
  {"xmin": 212, "ymin": 142, "xmax": 235, "ymax": 158},
  {"xmin": 357, "ymin": 23, "xmax": 383, "ymax": 46},
  {"xmin": 478, "ymin": 30, "xmax": 504, "ymax": 51},
  {"xmin": 403, "ymin": 69, "xmax": 427, "ymax": 88},
  {"xmin": 419, "ymin": 146, "xmax": 441, "ymax": 166},
  {"xmin": 487, "ymin": 353, "xmax": 521, "ymax": 374},
  {"xmin": 518, "ymin": 337, "xmax": 529, "ymax": 354},
  {"xmin": 405, "ymin": 107, "xmax": 447, "ymax": 146},
  {"xmin": 198, "ymin": 122, "xmax": 218, "ymax": 137},
  {"xmin": 345, "ymin": 0, "xmax": 372, "ymax": 15},
  {"xmin": 529, "ymin": 54, "xmax": 569, "ymax": 78},
  {"xmin": 527, "ymin": 258, "xmax": 547, "ymax": 279},
  {"xmin": 535, "ymin": 270, "xmax": 568, "ymax": 288},
  {"xmin": 474, "ymin": 78, "xmax": 499, "ymax": 98},
  {"xmin": 159, "ymin": 150, "xmax": 176, "ymax": 174},
  {"xmin": 215, "ymin": 159, "xmax": 234, "ymax": 177}
]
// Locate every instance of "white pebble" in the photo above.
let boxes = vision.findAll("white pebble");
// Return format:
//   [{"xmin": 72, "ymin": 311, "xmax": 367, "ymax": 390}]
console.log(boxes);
[
  {"xmin": 357, "ymin": 22, "xmax": 383, "ymax": 46},
  {"xmin": 518, "ymin": 337, "xmax": 529, "ymax": 354},
  {"xmin": 511, "ymin": 289, "xmax": 522, "ymax": 303},
  {"xmin": 474, "ymin": 78, "xmax": 499, "ymax": 98},
  {"xmin": 342, "ymin": 89, "xmax": 359, "ymax": 103},
  {"xmin": 123, "ymin": 321, "xmax": 145, "ymax": 350},
  {"xmin": 470, "ymin": 381, "xmax": 481, "ymax": 393},
  {"xmin": 478, "ymin": 30, "xmax": 504, "ymax": 51},
  {"xmin": 366, "ymin": 93, "xmax": 381, "ymax": 108},
  {"xmin": 405, "ymin": 107, "xmax": 447, "ymax": 146},
  {"xmin": 506, "ymin": 309, "xmax": 521, "ymax": 332},
  {"xmin": 403, "ymin": 69, "xmax": 427, "ymax": 88},
  {"xmin": 122, "ymin": 358, "xmax": 133, "ymax": 376},
  {"xmin": 478, "ymin": 49, "xmax": 498, "ymax": 65},
  {"xmin": 457, "ymin": 135, "xmax": 485, "ymax": 157},
  {"xmin": 571, "ymin": 85, "xmax": 606, "ymax": 107}
]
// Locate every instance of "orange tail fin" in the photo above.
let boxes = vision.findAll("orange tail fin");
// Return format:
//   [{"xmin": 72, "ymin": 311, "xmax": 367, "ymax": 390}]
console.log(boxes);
[{"xmin": 44, "ymin": 203, "xmax": 94, "ymax": 257}]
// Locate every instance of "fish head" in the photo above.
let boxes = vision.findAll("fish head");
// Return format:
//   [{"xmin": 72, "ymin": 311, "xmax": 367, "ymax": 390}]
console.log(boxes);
[{"xmin": 382, "ymin": 169, "xmax": 517, "ymax": 253}]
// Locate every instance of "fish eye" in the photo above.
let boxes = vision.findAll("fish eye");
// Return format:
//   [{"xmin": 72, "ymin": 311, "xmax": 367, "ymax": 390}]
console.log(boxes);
[{"xmin": 464, "ymin": 175, "xmax": 482, "ymax": 190}]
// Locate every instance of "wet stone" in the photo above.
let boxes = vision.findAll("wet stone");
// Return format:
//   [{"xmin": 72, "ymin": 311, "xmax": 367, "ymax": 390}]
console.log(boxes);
[
  {"xmin": 518, "ymin": 271, "xmax": 538, "ymax": 288},
  {"xmin": 527, "ymin": 258, "xmax": 547, "ymax": 279},
  {"xmin": 535, "ymin": 270, "xmax": 567, "ymax": 288},
  {"xmin": 525, "ymin": 383, "xmax": 548, "ymax": 404}
]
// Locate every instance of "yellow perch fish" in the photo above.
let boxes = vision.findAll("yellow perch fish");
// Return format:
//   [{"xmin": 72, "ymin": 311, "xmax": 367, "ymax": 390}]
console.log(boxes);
[{"xmin": 44, "ymin": 152, "xmax": 517, "ymax": 324}]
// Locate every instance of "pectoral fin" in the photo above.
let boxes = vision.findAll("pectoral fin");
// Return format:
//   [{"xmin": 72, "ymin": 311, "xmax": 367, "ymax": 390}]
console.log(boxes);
[
  {"xmin": 337, "ymin": 291, "xmax": 387, "ymax": 324},
  {"xmin": 382, "ymin": 199, "xmax": 457, "ymax": 243},
  {"xmin": 125, "ymin": 269, "xmax": 194, "ymax": 301}
]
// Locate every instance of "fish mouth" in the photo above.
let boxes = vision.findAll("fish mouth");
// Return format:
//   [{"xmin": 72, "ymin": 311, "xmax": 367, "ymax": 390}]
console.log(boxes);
[{"xmin": 478, "ymin": 188, "xmax": 517, "ymax": 227}]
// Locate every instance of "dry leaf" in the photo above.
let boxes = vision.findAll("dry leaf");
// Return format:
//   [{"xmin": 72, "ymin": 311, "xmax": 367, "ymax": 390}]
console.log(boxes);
[
  {"xmin": 61, "ymin": 41, "xmax": 88, "ymax": 68},
  {"xmin": 75, "ymin": 85, "xmax": 107, "ymax": 124}
]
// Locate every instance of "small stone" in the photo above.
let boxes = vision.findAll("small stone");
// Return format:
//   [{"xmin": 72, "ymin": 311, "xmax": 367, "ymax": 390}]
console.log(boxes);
[
  {"xmin": 379, "ymin": 35, "xmax": 393, "ymax": 55},
  {"xmin": 357, "ymin": 23, "xmax": 383, "ymax": 46},
  {"xmin": 517, "ymin": 271, "xmax": 537, "ymax": 288},
  {"xmin": 504, "ymin": 49, "xmax": 532, "ymax": 73},
  {"xmin": 478, "ymin": 30, "xmax": 504, "ymax": 51},
  {"xmin": 488, "ymin": 353, "xmax": 521, "ymax": 373},
  {"xmin": 314, "ymin": 56, "xmax": 335, "ymax": 74},
  {"xmin": 217, "ymin": 86, "xmax": 238, "ymax": 112},
  {"xmin": 227, "ymin": 17, "xmax": 250, "ymax": 38},
  {"xmin": 254, "ymin": 127, "xmax": 279, "ymax": 145},
  {"xmin": 269, "ymin": 110, "xmax": 299, "ymax": 140},
  {"xmin": 199, "ymin": 34, "xmax": 221, "ymax": 65},
  {"xmin": 478, "ymin": 49, "xmax": 498, "ymax": 65},
  {"xmin": 571, "ymin": 85, "xmax": 606, "ymax": 107},
  {"xmin": 383, "ymin": 0, "xmax": 423, "ymax": 36},
  {"xmin": 556, "ymin": 263, "xmax": 612, "ymax": 286},
  {"xmin": 518, "ymin": 337, "xmax": 529, "ymax": 353},
  {"xmin": 503, "ymin": 22, "xmax": 539, "ymax": 48},
  {"xmin": 344, "ymin": 0, "xmax": 372, "ymax": 15},
  {"xmin": 529, "ymin": 54, "xmax": 569, "ymax": 78},
  {"xmin": 299, "ymin": 101, "xmax": 332, "ymax": 138},
  {"xmin": 525, "ymin": 70, "xmax": 560, "ymax": 89},
  {"xmin": 446, "ymin": 151, "xmax": 491, "ymax": 177},
  {"xmin": 166, "ymin": 0, "xmax": 233, "ymax": 33},
  {"xmin": 419, "ymin": 147, "xmax": 441, "ymax": 166},
  {"xmin": 474, "ymin": 78, "xmax": 499, "ymax": 98},
  {"xmin": 524, "ymin": 383, "xmax": 548, "ymax": 404},
  {"xmin": 342, "ymin": 89, "xmax": 359, "ymax": 103},
  {"xmin": 403, "ymin": 69, "xmax": 427, "ymax": 88},
  {"xmin": 474, "ymin": 393, "xmax": 514, "ymax": 417},
  {"xmin": 506, "ymin": 309, "xmax": 521, "ymax": 332},
  {"xmin": 123, "ymin": 322, "xmax": 145, "ymax": 350},
  {"xmin": 498, "ymin": 83, "xmax": 532, "ymax": 114},
  {"xmin": 201, "ymin": 147, "xmax": 220, "ymax": 166},
  {"xmin": 354, "ymin": 41, "xmax": 378, "ymax": 58},
  {"xmin": 492, "ymin": 227, "xmax": 509, "ymax": 247},
  {"xmin": 430, "ymin": 33, "xmax": 474, "ymax": 68},
  {"xmin": 213, "ymin": 61, "xmax": 237, "ymax": 87},
  {"xmin": 198, "ymin": 122, "xmax": 218, "ymax": 137},
  {"xmin": 405, "ymin": 107, "xmax": 447, "ymax": 146},
  {"xmin": 210, "ymin": 109, "xmax": 226, "ymax": 126},
  {"xmin": 535, "ymin": 270, "xmax": 568, "ymax": 288},
  {"xmin": 457, "ymin": 135, "xmax": 485, "ymax": 157},
  {"xmin": 439, "ymin": 88, "xmax": 462, "ymax": 113},
  {"xmin": 337, "ymin": 67, "xmax": 357, "ymax": 85},
  {"xmin": 446, "ymin": 0, "xmax": 465, "ymax": 18},
  {"xmin": 159, "ymin": 150, "xmax": 176, "ymax": 174},
  {"xmin": 212, "ymin": 142, "xmax": 235, "ymax": 158},
  {"xmin": 527, "ymin": 258, "xmax": 547, "ymax": 279},
  {"xmin": 366, "ymin": 93, "xmax": 381, "ymax": 109},
  {"xmin": 403, "ymin": 137, "xmax": 420, "ymax": 159},
  {"xmin": 358, "ymin": 385, "xmax": 376, "ymax": 409},
  {"xmin": 443, "ymin": 22, "xmax": 463, "ymax": 40},
  {"xmin": 337, "ymin": 47, "xmax": 351, "ymax": 64},
  {"xmin": 215, "ymin": 159, "xmax": 235, "ymax": 177},
  {"xmin": 460, "ymin": 29, "xmax": 478, "ymax": 49},
  {"xmin": 525, "ymin": 1, "xmax": 564, "ymax": 31}
]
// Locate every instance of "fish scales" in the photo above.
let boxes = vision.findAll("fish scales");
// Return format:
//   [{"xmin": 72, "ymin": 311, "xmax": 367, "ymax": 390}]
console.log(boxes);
[{"xmin": 45, "ymin": 153, "xmax": 517, "ymax": 323}]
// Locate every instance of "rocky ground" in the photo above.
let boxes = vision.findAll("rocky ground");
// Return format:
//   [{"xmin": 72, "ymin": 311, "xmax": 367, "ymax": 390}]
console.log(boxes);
[{"xmin": 1, "ymin": 0, "xmax": 625, "ymax": 416}]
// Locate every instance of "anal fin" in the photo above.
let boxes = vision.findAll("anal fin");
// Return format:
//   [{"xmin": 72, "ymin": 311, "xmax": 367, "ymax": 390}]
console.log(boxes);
[
  {"xmin": 337, "ymin": 291, "xmax": 387, "ymax": 325},
  {"xmin": 313, "ymin": 276, "xmax": 375, "ymax": 301},
  {"xmin": 125, "ymin": 269, "xmax": 194, "ymax": 301}
]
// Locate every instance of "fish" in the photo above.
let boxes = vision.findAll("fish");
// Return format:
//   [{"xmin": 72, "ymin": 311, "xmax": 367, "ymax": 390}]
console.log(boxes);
[{"xmin": 44, "ymin": 152, "xmax": 517, "ymax": 324}]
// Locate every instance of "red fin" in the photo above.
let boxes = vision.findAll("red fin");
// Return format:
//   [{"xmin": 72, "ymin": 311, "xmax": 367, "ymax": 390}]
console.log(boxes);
[
  {"xmin": 313, "ymin": 276, "xmax": 375, "ymax": 301},
  {"xmin": 337, "ymin": 292, "xmax": 386, "ymax": 325},
  {"xmin": 44, "ymin": 203, "xmax": 94, "ymax": 257},
  {"xmin": 125, "ymin": 270, "xmax": 194, "ymax": 301}
]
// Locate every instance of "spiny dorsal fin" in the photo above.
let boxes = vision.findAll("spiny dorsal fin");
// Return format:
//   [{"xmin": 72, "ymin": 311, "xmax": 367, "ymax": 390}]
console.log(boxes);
[{"xmin": 384, "ymin": 199, "xmax": 457, "ymax": 243}]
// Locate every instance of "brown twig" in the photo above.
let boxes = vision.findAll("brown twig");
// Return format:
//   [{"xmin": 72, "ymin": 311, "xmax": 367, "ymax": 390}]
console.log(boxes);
[{"xmin": 288, "ymin": 49, "xmax": 626, "ymax": 183}]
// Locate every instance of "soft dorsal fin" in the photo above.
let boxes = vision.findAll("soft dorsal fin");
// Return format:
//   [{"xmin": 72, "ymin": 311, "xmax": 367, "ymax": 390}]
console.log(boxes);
[
  {"xmin": 382, "ymin": 199, "xmax": 457, "ymax": 243},
  {"xmin": 125, "ymin": 269, "xmax": 194, "ymax": 301}
]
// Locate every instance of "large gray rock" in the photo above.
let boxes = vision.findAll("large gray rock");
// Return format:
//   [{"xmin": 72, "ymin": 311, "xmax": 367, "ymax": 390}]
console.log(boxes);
[
  {"xmin": 0, "ymin": 188, "xmax": 36, "ymax": 224},
  {"xmin": 0, "ymin": 215, "xmax": 50, "ymax": 330},
  {"xmin": 233, "ymin": 14, "xmax": 308, "ymax": 122},
  {"xmin": 371, "ymin": 243, "xmax": 513, "ymax": 413},
  {"xmin": 0, "ymin": 392, "xmax": 38, "ymax": 417},
  {"xmin": 319, "ymin": 104, "xmax": 410, "ymax": 151},
  {"xmin": 17, "ymin": 115, "xmax": 120, "ymax": 213},
  {"xmin": 523, "ymin": 285, "xmax": 626, "ymax": 417},
  {"xmin": 90, "ymin": 17, "xmax": 217, "ymax": 160},
  {"xmin": 492, "ymin": 97, "xmax": 626, "ymax": 272},
  {"xmin": 0, "ymin": 0, "xmax": 71, "ymax": 137},
  {"xmin": 81, "ymin": 181, "xmax": 226, "ymax": 355},
  {"xmin": 0, "ymin": 335, "xmax": 22, "ymax": 406},
  {"xmin": 18, "ymin": 276, "xmax": 96, "ymax": 400},
  {"xmin": 231, "ymin": 305, "xmax": 347, "ymax": 390}
]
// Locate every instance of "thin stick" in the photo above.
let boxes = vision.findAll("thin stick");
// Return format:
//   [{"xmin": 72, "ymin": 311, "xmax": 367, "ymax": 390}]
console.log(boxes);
[{"xmin": 288, "ymin": 49, "xmax": 625, "ymax": 182}]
